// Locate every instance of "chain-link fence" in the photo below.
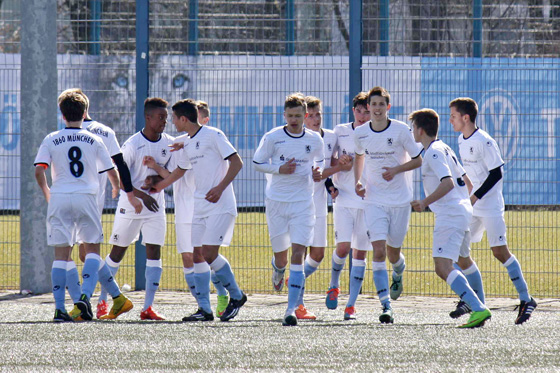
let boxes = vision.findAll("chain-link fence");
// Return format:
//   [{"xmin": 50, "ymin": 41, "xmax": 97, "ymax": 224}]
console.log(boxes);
[{"xmin": 1, "ymin": 0, "xmax": 559, "ymax": 299}]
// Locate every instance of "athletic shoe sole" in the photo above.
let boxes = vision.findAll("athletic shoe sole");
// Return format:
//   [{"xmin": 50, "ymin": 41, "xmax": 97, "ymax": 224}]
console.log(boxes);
[{"xmin": 282, "ymin": 314, "xmax": 297, "ymax": 326}]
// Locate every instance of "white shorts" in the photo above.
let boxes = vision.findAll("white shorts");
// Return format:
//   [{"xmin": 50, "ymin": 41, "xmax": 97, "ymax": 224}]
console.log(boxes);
[
  {"xmin": 364, "ymin": 204, "xmax": 411, "ymax": 248},
  {"xmin": 470, "ymin": 215, "xmax": 508, "ymax": 247},
  {"xmin": 192, "ymin": 213, "xmax": 235, "ymax": 247},
  {"xmin": 433, "ymin": 224, "xmax": 471, "ymax": 261},
  {"xmin": 47, "ymin": 193, "xmax": 103, "ymax": 247},
  {"xmin": 265, "ymin": 198, "xmax": 315, "ymax": 253},
  {"xmin": 311, "ymin": 215, "xmax": 327, "ymax": 248},
  {"xmin": 333, "ymin": 205, "xmax": 370, "ymax": 251},
  {"xmin": 109, "ymin": 214, "xmax": 166, "ymax": 247},
  {"xmin": 176, "ymin": 222, "xmax": 193, "ymax": 254}
]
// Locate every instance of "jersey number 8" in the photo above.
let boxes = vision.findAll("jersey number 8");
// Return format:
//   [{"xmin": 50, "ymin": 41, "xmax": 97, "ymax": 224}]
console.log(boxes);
[{"xmin": 68, "ymin": 146, "xmax": 84, "ymax": 177}]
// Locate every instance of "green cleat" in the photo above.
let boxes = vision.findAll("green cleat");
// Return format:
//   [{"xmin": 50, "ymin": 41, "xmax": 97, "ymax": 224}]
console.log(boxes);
[
  {"xmin": 458, "ymin": 308, "xmax": 491, "ymax": 328},
  {"xmin": 216, "ymin": 295, "xmax": 229, "ymax": 317},
  {"xmin": 379, "ymin": 305, "xmax": 394, "ymax": 324},
  {"xmin": 390, "ymin": 276, "xmax": 403, "ymax": 300}
]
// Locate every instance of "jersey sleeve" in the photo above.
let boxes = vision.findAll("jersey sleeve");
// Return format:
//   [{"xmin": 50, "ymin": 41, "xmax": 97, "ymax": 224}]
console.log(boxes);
[
  {"xmin": 314, "ymin": 137, "xmax": 325, "ymax": 169},
  {"xmin": 120, "ymin": 139, "xmax": 135, "ymax": 170},
  {"xmin": 105, "ymin": 130, "xmax": 122, "ymax": 157},
  {"xmin": 354, "ymin": 131, "xmax": 365, "ymax": 156},
  {"xmin": 34, "ymin": 137, "xmax": 51, "ymax": 166},
  {"xmin": 96, "ymin": 140, "xmax": 115, "ymax": 173},
  {"xmin": 481, "ymin": 137, "xmax": 504, "ymax": 170},
  {"xmin": 176, "ymin": 147, "xmax": 192, "ymax": 170},
  {"xmin": 253, "ymin": 133, "xmax": 273, "ymax": 164},
  {"xmin": 214, "ymin": 129, "xmax": 237, "ymax": 159},
  {"xmin": 427, "ymin": 149, "xmax": 452, "ymax": 181},
  {"xmin": 402, "ymin": 126, "xmax": 423, "ymax": 158}
]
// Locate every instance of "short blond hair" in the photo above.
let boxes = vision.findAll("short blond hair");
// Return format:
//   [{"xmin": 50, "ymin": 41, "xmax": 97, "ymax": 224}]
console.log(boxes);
[
  {"xmin": 196, "ymin": 100, "xmax": 210, "ymax": 119},
  {"xmin": 284, "ymin": 92, "xmax": 307, "ymax": 111}
]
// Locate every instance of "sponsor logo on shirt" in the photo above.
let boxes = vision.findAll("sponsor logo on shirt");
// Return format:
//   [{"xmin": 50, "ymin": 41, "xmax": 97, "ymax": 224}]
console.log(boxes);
[
  {"xmin": 274, "ymin": 140, "xmax": 285, "ymax": 145},
  {"xmin": 432, "ymin": 153, "xmax": 438, "ymax": 159}
]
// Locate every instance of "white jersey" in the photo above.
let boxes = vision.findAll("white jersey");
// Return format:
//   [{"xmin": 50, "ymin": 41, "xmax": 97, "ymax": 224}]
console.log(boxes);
[
  {"xmin": 458, "ymin": 128, "xmax": 505, "ymax": 217},
  {"xmin": 312, "ymin": 128, "xmax": 336, "ymax": 218},
  {"xmin": 169, "ymin": 134, "xmax": 195, "ymax": 224},
  {"xmin": 422, "ymin": 140, "xmax": 472, "ymax": 229},
  {"xmin": 354, "ymin": 119, "xmax": 422, "ymax": 207},
  {"xmin": 34, "ymin": 127, "xmax": 114, "ymax": 195},
  {"xmin": 86, "ymin": 119, "xmax": 121, "ymax": 207},
  {"xmin": 253, "ymin": 126, "xmax": 325, "ymax": 203},
  {"xmin": 332, "ymin": 122, "xmax": 366, "ymax": 209},
  {"xmin": 116, "ymin": 131, "xmax": 175, "ymax": 219},
  {"xmin": 176, "ymin": 126, "xmax": 238, "ymax": 218}
]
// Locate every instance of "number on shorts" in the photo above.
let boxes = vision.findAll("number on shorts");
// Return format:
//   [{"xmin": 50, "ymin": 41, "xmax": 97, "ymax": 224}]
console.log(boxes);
[{"xmin": 68, "ymin": 146, "xmax": 84, "ymax": 177}]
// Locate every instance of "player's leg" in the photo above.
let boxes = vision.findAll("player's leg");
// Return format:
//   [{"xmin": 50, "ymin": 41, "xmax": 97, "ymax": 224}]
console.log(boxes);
[
  {"xmin": 65, "ymin": 251, "xmax": 81, "ymax": 304},
  {"xmin": 284, "ymin": 243, "xmax": 307, "ymax": 326},
  {"xmin": 386, "ymin": 206, "xmax": 411, "ymax": 301},
  {"xmin": 211, "ymin": 269, "xmax": 229, "ymax": 318},
  {"xmin": 176, "ymin": 222, "xmax": 197, "ymax": 301},
  {"xmin": 344, "ymin": 249, "xmax": 367, "ymax": 320},
  {"xmin": 266, "ymin": 199, "xmax": 289, "ymax": 291},
  {"xmin": 53, "ymin": 247, "xmax": 72, "ymax": 321},
  {"xmin": 486, "ymin": 216, "xmax": 536, "ymax": 323}
]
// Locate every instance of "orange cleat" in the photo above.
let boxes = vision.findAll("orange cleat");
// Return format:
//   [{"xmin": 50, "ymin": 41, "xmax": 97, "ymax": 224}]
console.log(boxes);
[
  {"xmin": 96, "ymin": 300, "xmax": 109, "ymax": 319},
  {"xmin": 344, "ymin": 306, "xmax": 356, "ymax": 320},
  {"xmin": 295, "ymin": 304, "xmax": 317, "ymax": 320},
  {"xmin": 140, "ymin": 306, "xmax": 166, "ymax": 321}
]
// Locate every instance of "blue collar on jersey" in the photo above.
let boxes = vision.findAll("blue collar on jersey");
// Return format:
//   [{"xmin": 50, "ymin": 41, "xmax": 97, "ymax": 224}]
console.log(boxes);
[
  {"xmin": 283, "ymin": 126, "xmax": 305, "ymax": 138},
  {"xmin": 462, "ymin": 127, "xmax": 479, "ymax": 140},
  {"xmin": 369, "ymin": 119, "xmax": 391, "ymax": 133}
]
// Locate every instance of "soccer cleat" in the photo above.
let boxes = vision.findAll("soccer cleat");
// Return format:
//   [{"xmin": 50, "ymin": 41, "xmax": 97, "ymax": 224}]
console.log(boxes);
[
  {"xmin": 182, "ymin": 308, "xmax": 214, "ymax": 322},
  {"xmin": 295, "ymin": 304, "xmax": 316, "ymax": 320},
  {"xmin": 379, "ymin": 305, "xmax": 394, "ymax": 324},
  {"xmin": 96, "ymin": 300, "xmax": 109, "ymax": 319},
  {"xmin": 216, "ymin": 295, "xmax": 229, "ymax": 317},
  {"xmin": 325, "ymin": 287, "xmax": 340, "ymax": 310},
  {"xmin": 282, "ymin": 312, "xmax": 297, "ymax": 326},
  {"xmin": 140, "ymin": 306, "xmax": 166, "ymax": 321},
  {"xmin": 70, "ymin": 305, "xmax": 84, "ymax": 321},
  {"xmin": 343, "ymin": 306, "xmax": 356, "ymax": 320},
  {"xmin": 272, "ymin": 263, "xmax": 285, "ymax": 292},
  {"xmin": 100, "ymin": 294, "xmax": 134, "ymax": 320},
  {"xmin": 458, "ymin": 308, "xmax": 491, "ymax": 328},
  {"xmin": 53, "ymin": 309, "xmax": 73, "ymax": 322},
  {"xmin": 220, "ymin": 292, "xmax": 247, "ymax": 321},
  {"xmin": 449, "ymin": 300, "xmax": 472, "ymax": 319},
  {"xmin": 389, "ymin": 276, "xmax": 403, "ymax": 300},
  {"xmin": 76, "ymin": 294, "xmax": 93, "ymax": 321},
  {"xmin": 515, "ymin": 297, "xmax": 537, "ymax": 325}
]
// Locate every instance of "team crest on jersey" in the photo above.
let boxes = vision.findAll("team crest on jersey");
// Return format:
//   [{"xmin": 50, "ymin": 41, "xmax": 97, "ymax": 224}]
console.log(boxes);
[
  {"xmin": 305, "ymin": 145, "xmax": 311, "ymax": 153},
  {"xmin": 161, "ymin": 149, "xmax": 167, "ymax": 157},
  {"xmin": 432, "ymin": 154, "xmax": 438, "ymax": 159},
  {"xmin": 470, "ymin": 146, "xmax": 474, "ymax": 154},
  {"xmin": 280, "ymin": 154, "xmax": 285, "ymax": 161},
  {"xmin": 113, "ymin": 234, "xmax": 119, "ymax": 242},
  {"xmin": 120, "ymin": 208, "xmax": 126, "ymax": 214},
  {"xmin": 327, "ymin": 143, "xmax": 332, "ymax": 151},
  {"xmin": 387, "ymin": 138, "xmax": 393, "ymax": 146},
  {"xmin": 196, "ymin": 141, "xmax": 200, "ymax": 149},
  {"xmin": 365, "ymin": 149, "xmax": 369, "ymax": 155}
]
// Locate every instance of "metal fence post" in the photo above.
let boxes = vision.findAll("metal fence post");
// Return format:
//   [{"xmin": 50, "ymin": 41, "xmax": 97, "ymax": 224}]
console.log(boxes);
[
  {"xmin": 20, "ymin": 0, "xmax": 57, "ymax": 294},
  {"xmin": 379, "ymin": 0, "xmax": 389, "ymax": 56},
  {"xmin": 188, "ymin": 0, "xmax": 199, "ymax": 56},
  {"xmin": 135, "ymin": 0, "xmax": 149, "ymax": 290},
  {"xmin": 286, "ymin": 0, "xmax": 295, "ymax": 56},
  {"xmin": 473, "ymin": 0, "xmax": 482, "ymax": 58},
  {"xmin": 89, "ymin": 0, "xmax": 101, "ymax": 55}
]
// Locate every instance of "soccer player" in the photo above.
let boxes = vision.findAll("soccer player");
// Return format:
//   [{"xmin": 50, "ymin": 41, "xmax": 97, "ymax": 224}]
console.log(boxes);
[
  {"xmin": 449, "ymin": 97, "xmax": 537, "ymax": 324},
  {"xmin": 61, "ymin": 88, "xmax": 144, "ymax": 319},
  {"xmin": 253, "ymin": 93, "xmax": 325, "ymax": 326},
  {"xmin": 409, "ymin": 108, "xmax": 491, "ymax": 328},
  {"xmin": 153, "ymin": 99, "xmax": 246, "ymax": 322},
  {"xmin": 105, "ymin": 97, "xmax": 175, "ymax": 320},
  {"xmin": 34, "ymin": 91, "xmax": 133, "ymax": 322},
  {"xmin": 325, "ymin": 92, "xmax": 373, "ymax": 320},
  {"xmin": 353, "ymin": 87, "xmax": 422, "ymax": 323}
]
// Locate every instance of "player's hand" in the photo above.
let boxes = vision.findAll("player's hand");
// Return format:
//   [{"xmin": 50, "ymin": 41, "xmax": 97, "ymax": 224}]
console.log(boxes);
[
  {"xmin": 128, "ymin": 195, "xmax": 143, "ymax": 214},
  {"xmin": 143, "ymin": 156, "xmax": 157, "ymax": 169},
  {"xmin": 328, "ymin": 186, "xmax": 339, "ymax": 201},
  {"xmin": 312, "ymin": 166, "xmax": 322, "ymax": 182},
  {"xmin": 279, "ymin": 158, "xmax": 297, "ymax": 174},
  {"xmin": 410, "ymin": 199, "xmax": 426, "ymax": 212},
  {"xmin": 382, "ymin": 166, "xmax": 397, "ymax": 181},
  {"xmin": 355, "ymin": 181, "xmax": 366, "ymax": 198},
  {"xmin": 169, "ymin": 142, "xmax": 184, "ymax": 152},
  {"xmin": 205, "ymin": 185, "xmax": 224, "ymax": 203},
  {"xmin": 470, "ymin": 194, "xmax": 478, "ymax": 206},
  {"xmin": 141, "ymin": 175, "xmax": 164, "ymax": 193},
  {"xmin": 338, "ymin": 154, "xmax": 353, "ymax": 170},
  {"xmin": 140, "ymin": 193, "xmax": 159, "ymax": 212},
  {"xmin": 112, "ymin": 187, "xmax": 120, "ymax": 199}
]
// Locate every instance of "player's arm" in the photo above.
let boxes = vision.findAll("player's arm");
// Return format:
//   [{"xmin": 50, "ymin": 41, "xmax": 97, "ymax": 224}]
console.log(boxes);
[
  {"xmin": 111, "ymin": 149, "xmax": 142, "ymax": 213},
  {"xmin": 107, "ymin": 169, "xmax": 120, "ymax": 199},
  {"xmin": 354, "ymin": 153, "xmax": 365, "ymax": 197},
  {"xmin": 321, "ymin": 155, "xmax": 352, "ymax": 179},
  {"xmin": 382, "ymin": 155, "xmax": 422, "ymax": 181},
  {"xmin": 143, "ymin": 155, "xmax": 171, "ymax": 178},
  {"xmin": 34, "ymin": 164, "xmax": 50, "ymax": 202},
  {"xmin": 152, "ymin": 166, "xmax": 187, "ymax": 193},
  {"xmin": 464, "ymin": 173, "xmax": 474, "ymax": 195},
  {"xmin": 471, "ymin": 166, "xmax": 502, "ymax": 205},
  {"xmin": 411, "ymin": 177, "xmax": 454, "ymax": 212},
  {"xmin": 206, "ymin": 153, "xmax": 243, "ymax": 203}
]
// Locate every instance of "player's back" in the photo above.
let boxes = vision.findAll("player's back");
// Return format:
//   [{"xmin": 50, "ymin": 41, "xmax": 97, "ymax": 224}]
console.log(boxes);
[
  {"xmin": 169, "ymin": 133, "xmax": 195, "ymax": 223},
  {"xmin": 332, "ymin": 122, "xmax": 364, "ymax": 208},
  {"xmin": 312, "ymin": 128, "xmax": 336, "ymax": 217},
  {"xmin": 36, "ymin": 128, "xmax": 112, "ymax": 195}
]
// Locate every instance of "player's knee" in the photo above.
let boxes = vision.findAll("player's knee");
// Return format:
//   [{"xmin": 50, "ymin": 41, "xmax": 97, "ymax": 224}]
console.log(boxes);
[{"xmin": 491, "ymin": 245, "xmax": 510, "ymax": 263}]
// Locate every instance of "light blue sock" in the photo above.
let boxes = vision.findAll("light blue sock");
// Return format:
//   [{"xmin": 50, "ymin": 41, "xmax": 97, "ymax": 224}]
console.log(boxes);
[
  {"xmin": 210, "ymin": 255, "xmax": 242, "ymax": 300},
  {"xmin": 81, "ymin": 254, "xmax": 101, "ymax": 299},
  {"xmin": 392, "ymin": 253, "xmax": 406, "ymax": 281},
  {"xmin": 52, "ymin": 261, "xmax": 67, "ymax": 311},
  {"xmin": 144, "ymin": 259, "xmax": 162, "ymax": 310},
  {"xmin": 504, "ymin": 255, "xmax": 530, "ymax": 302},
  {"xmin": 287, "ymin": 265, "xmax": 304, "ymax": 314},
  {"xmin": 184, "ymin": 267, "xmax": 197, "ymax": 300},
  {"xmin": 463, "ymin": 262, "xmax": 485, "ymax": 304},
  {"xmin": 447, "ymin": 270, "xmax": 485, "ymax": 312},
  {"xmin": 65, "ymin": 261, "xmax": 82, "ymax": 303},
  {"xmin": 346, "ymin": 259, "xmax": 365, "ymax": 308},
  {"xmin": 194, "ymin": 262, "xmax": 212, "ymax": 313},
  {"xmin": 453, "ymin": 262, "xmax": 463, "ymax": 272},
  {"xmin": 372, "ymin": 261, "xmax": 390, "ymax": 308},
  {"xmin": 297, "ymin": 256, "xmax": 322, "ymax": 306},
  {"xmin": 211, "ymin": 270, "xmax": 228, "ymax": 296},
  {"xmin": 99, "ymin": 255, "xmax": 119, "ymax": 303},
  {"xmin": 329, "ymin": 251, "xmax": 346, "ymax": 288},
  {"xmin": 98, "ymin": 262, "xmax": 121, "ymax": 298}
]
